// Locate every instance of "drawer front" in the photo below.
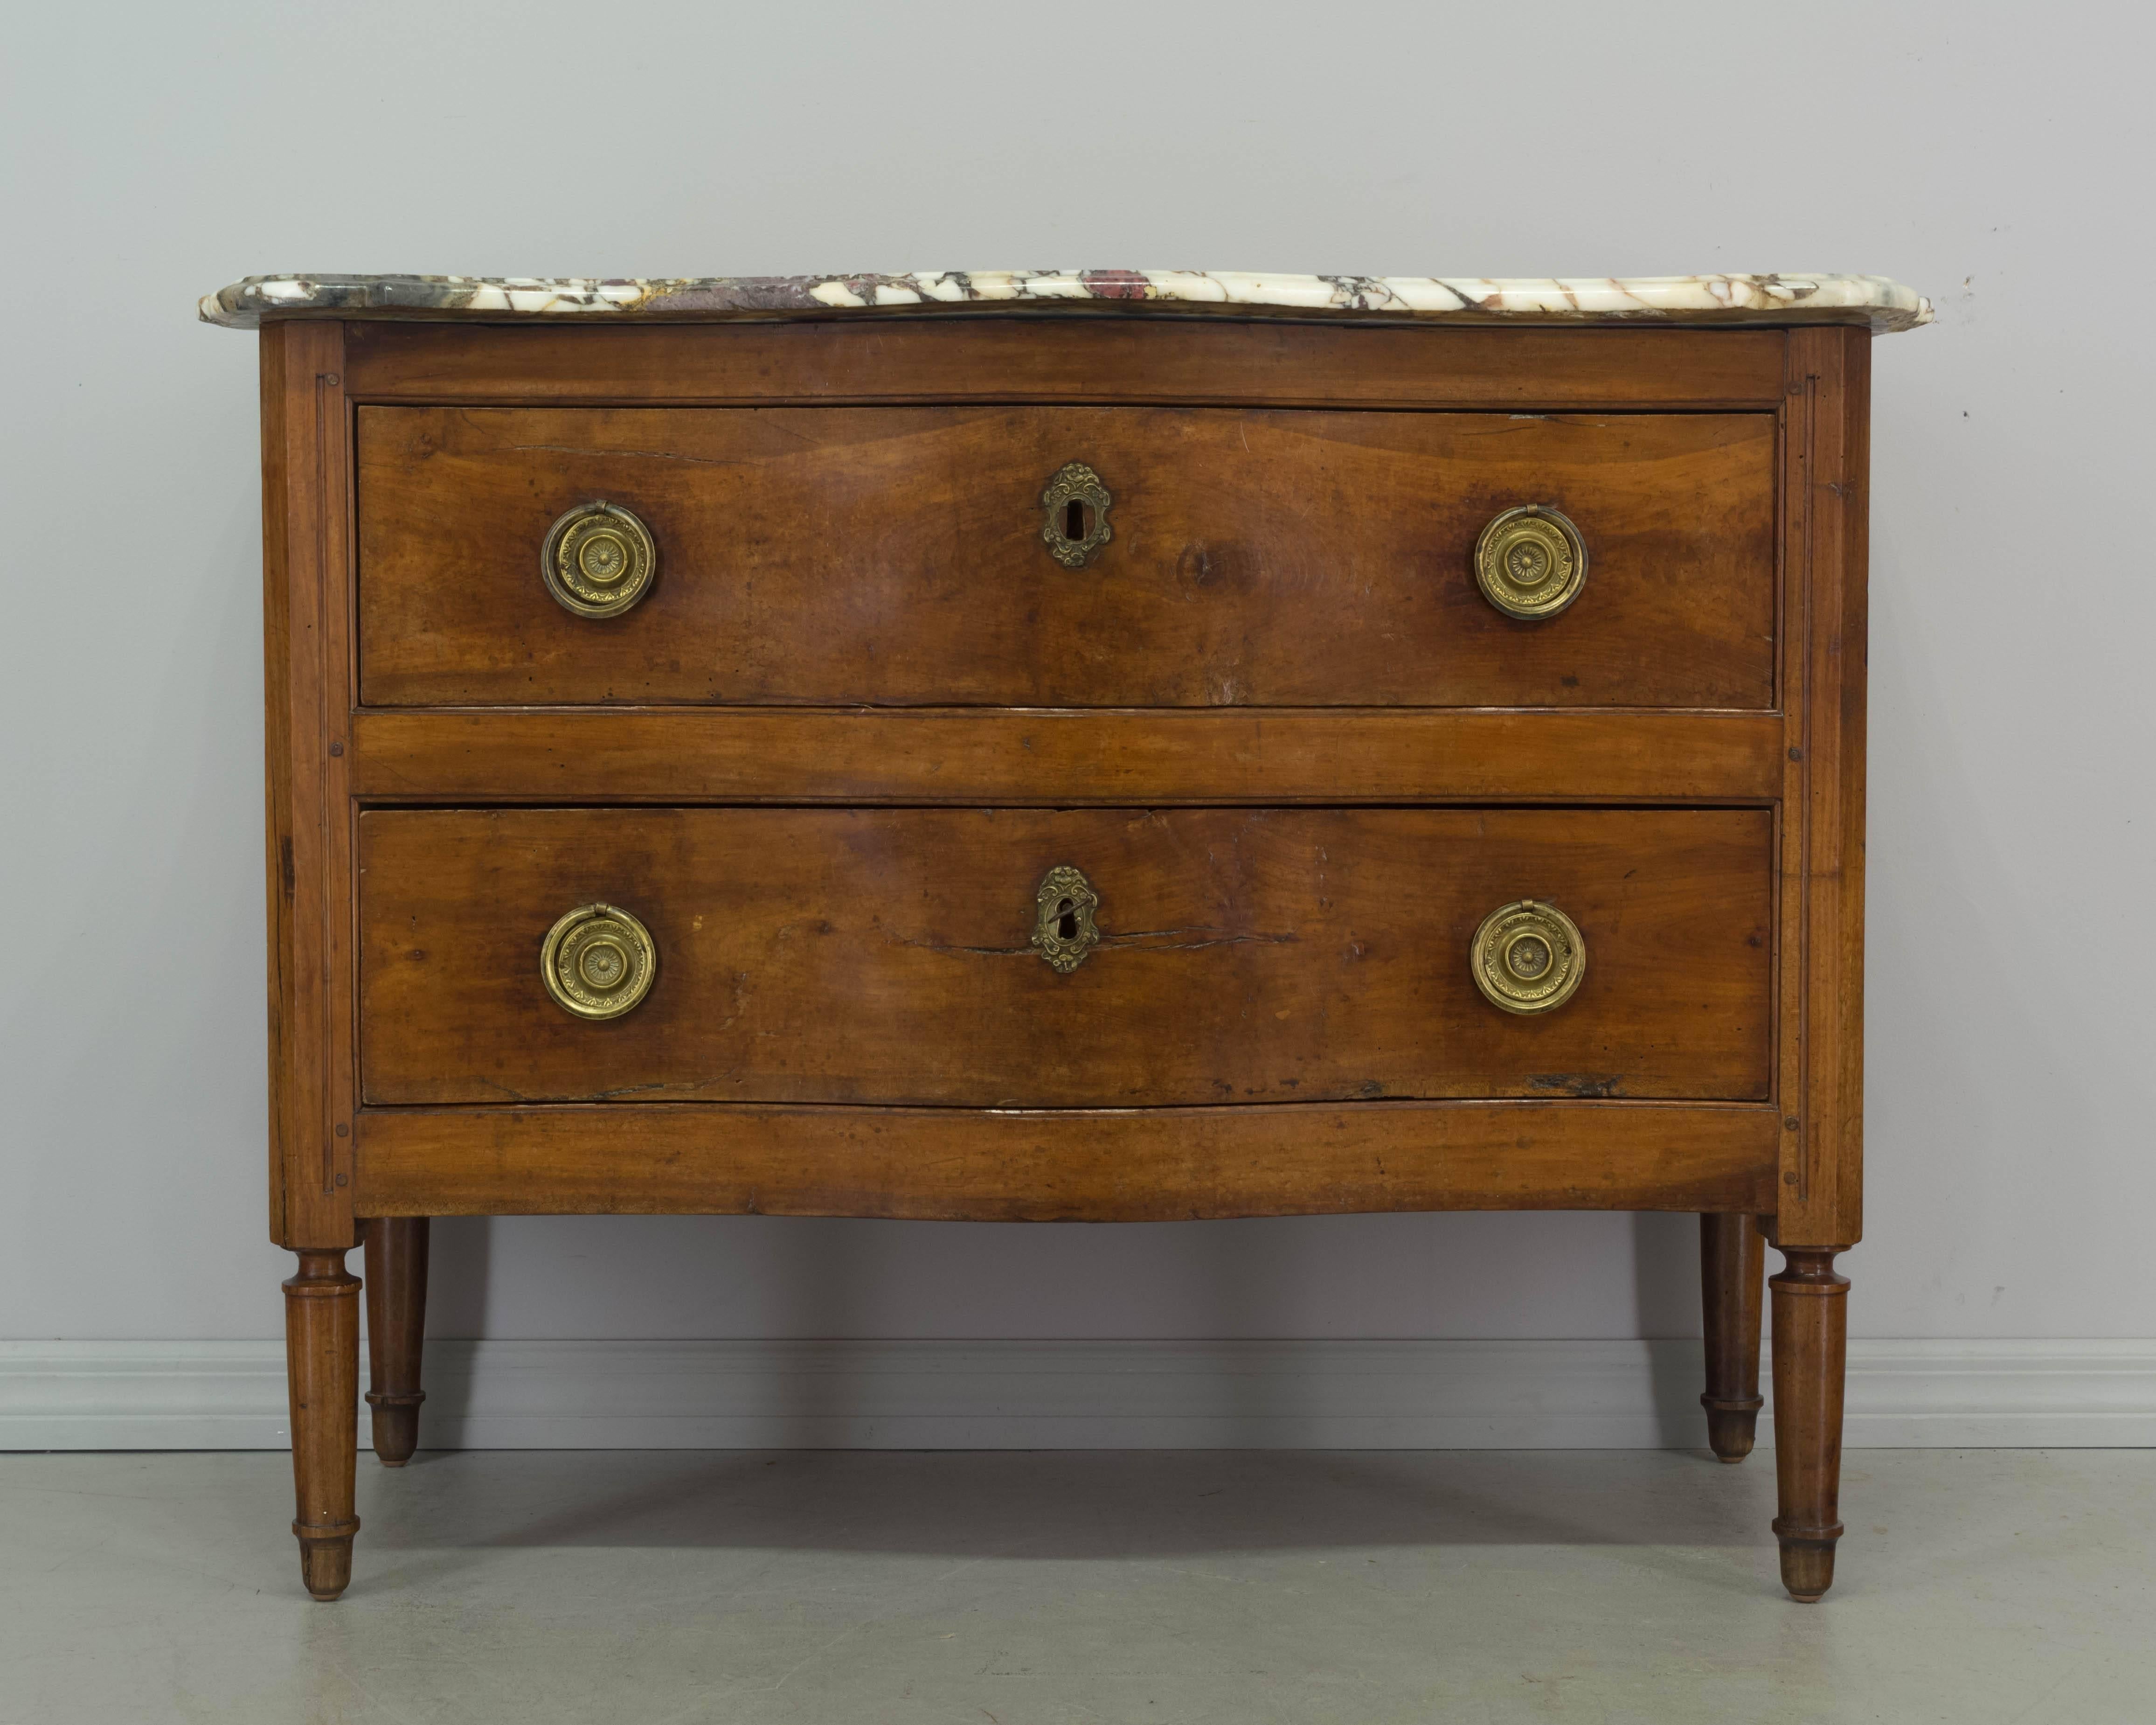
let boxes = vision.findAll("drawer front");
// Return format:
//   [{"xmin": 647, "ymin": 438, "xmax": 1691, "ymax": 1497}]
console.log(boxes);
[
  {"xmin": 356, "ymin": 407, "xmax": 1775, "ymax": 709},
  {"xmin": 358, "ymin": 807, "xmax": 1773, "ymax": 1107}
]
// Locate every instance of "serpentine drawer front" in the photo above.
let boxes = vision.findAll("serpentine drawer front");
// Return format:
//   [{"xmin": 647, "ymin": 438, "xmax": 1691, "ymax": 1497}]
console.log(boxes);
[
  {"xmin": 355, "ymin": 406, "xmax": 1776, "ymax": 709},
  {"xmin": 214, "ymin": 269, "xmax": 1924, "ymax": 1607},
  {"xmin": 356, "ymin": 807, "xmax": 1774, "ymax": 1108}
]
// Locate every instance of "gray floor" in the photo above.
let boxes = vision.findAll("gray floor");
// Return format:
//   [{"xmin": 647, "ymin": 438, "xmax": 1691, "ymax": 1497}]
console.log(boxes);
[{"xmin": 2, "ymin": 1449, "xmax": 2152, "ymax": 1724}]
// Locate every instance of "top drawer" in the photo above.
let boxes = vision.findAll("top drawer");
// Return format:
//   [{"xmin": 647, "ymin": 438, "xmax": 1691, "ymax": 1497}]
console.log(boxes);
[{"xmin": 355, "ymin": 406, "xmax": 1775, "ymax": 709}]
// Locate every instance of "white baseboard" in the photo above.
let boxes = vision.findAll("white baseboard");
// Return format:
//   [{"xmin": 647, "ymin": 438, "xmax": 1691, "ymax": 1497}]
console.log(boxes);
[{"xmin": 3, "ymin": 1338, "xmax": 2152, "ymax": 1451}]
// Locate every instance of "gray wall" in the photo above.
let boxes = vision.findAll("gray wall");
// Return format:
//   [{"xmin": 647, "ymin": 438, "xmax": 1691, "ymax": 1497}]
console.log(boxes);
[{"xmin": 3, "ymin": 1, "xmax": 2150, "ymax": 1349}]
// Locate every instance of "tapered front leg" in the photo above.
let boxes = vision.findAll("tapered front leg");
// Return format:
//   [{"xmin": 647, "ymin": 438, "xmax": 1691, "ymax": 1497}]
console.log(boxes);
[
  {"xmin": 1699, "ymin": 1214, "xmax": 1766, "ymax": 1461},
  {"xmin": 363, "ymin": 1217, "xmax": 431, "ymax": 1466},
  {"xmin": 1770, "ymin": 1246, "xmax": 1851, "ymax": 1601},
  {"xmin": 284, "ymin": 1247, "xmax": 361, "ymax": 1600}
]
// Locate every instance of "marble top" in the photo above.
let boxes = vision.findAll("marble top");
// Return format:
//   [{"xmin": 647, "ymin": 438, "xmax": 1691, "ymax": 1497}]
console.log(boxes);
[{"xmin": 200, "ymin": 272, "xmax": 1931, "ymax": 333}]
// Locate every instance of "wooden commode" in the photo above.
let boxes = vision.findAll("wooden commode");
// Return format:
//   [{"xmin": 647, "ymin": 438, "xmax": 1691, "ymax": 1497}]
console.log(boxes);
[{"xmin": 201, "ymin": 269, "xmax": 1930, "ymax": 1604}]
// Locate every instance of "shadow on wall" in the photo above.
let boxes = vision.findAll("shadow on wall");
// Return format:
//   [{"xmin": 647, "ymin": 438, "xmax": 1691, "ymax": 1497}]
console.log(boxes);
[
  {"xmin": 407, "ymin": 1210, "xmax": 1724, "ymax": 1448},
  {"xmin": 1634, "ymin": 1210, "xmax": 1712, "ymax": 1447},
  {"xmin": 423, "ymin": 1216, "xmax": 492, "ymax": 1349}
]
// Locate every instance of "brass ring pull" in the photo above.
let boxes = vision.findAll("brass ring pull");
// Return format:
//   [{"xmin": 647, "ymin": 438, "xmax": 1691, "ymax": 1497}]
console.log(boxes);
[
  {"xmin": 1473, "ymin": 504, "xmax": 1587, "ymax": 619},
  {"xmin": 1470, "ymin": 899, "xmax": 1586, "ymax": 1015},
  {"xmin": 541, "ymin": 501, "xmax": 657, "ymax": 618},
  {"xmin": 540, "ymin": 903, "xmax": 659, "ymax": 1019},
  {"xmin": 1032, "ymin": 865, "xmax": 1100, "ymax": 973},
  {"xmin": 1041, "ymin": 463, "xmax": 1112, "ymax": 569}
]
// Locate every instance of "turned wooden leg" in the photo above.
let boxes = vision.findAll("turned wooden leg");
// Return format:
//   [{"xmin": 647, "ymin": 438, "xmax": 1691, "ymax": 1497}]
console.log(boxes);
[
  {"xmin": 1699, "ymin": 1213, "xmax": 1766, "ymax": 1461},
  {"xmin": 363, "ymin": 1217, "xmax": 430, "ymax": 1467},
  {"xmin": 284, "ymin": 1247, "xmax": 361, "ymax": 1601},
  {"xmin": 1770, "ymin": 1246, "xmax": 1851, "ymax": 1602}
]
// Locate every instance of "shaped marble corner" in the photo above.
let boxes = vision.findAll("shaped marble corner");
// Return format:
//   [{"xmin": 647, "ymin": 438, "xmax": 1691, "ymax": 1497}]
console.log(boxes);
[{"xmin": 198, "ymin": 272, "xmax": 1934, "ymax": 332}]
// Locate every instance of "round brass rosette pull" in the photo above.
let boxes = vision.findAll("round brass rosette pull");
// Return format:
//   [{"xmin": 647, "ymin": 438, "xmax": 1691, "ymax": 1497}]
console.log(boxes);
[
  {"xmin": 1470, "ymin": 899, "xmax": 1586, "ymax": 1016},
  {"xmin": 540, "ymin": 501, "xmax": 657, "ymax": 618},
  {"xmin": 540, "ymin": 903, "xmax": 659, "ymax": 1020},
  {"xmin": 1473, "ymin": 504, "xmax": 1588, "ymax": 619}
]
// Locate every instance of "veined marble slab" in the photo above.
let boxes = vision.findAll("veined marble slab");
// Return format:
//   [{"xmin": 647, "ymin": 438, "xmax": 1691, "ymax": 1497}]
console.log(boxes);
[{"xmin": 200, "ymin": 271, "xmax": 1931, "ymax": 332}]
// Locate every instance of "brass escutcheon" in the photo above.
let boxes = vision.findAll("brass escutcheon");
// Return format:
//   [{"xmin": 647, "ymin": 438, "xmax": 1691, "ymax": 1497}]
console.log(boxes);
[
  {"xmin": 1470, "ymin": 899, "xmax": 1587, "ymax": 1015},
  {"xmin": 540, "ymin": 902, "xmax": 659, "ymax": 1020},
  {"xmin": 541, "ymin": 501, "xmax": 657, "ymax": 618},
  {"xmin": 1473, "ymin": 504, "xmax": 1588, "ymax": 619},
  {"xmin": 1032, "ymin": 865, "xmax": 1100, "ymax": 973},
  {"xmin": 1041, "ymin": 463, "xmax": 1113, "ymax": 569}
]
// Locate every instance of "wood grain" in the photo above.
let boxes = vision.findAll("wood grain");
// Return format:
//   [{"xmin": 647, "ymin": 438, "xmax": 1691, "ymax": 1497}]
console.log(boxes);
[
  {"xmin": 348, "ymin": 708, "xmax": 1786, "ymax": 805},
  {"xmin": 1699, "ymin": 1212, "xmax": 1767, "ymax": 1461},
  {"xmin": 1775, "ymin": 328, "xmax": 1869, "ymax": 1247},
  {"xmin": 282, "ymin": 1249, "xmax": 360, "ymax": 1600},
  {"xmin": 360, "ymin": 1217, "xmax": 429, "ymax": 1467},
  {"xmin": 354, "ymin": 1100, "xmax": 1782, "ymax": 1220},
  {"xmin": 1769, "ymin": 1245, "xmax": 1851, "ymax": 1600},
  {"xmin": 355, "ymin": 406, "xmax": 1777, "ymax": 709},
  {"xmin": 261, "ymin": 322, "xmax": 358, "ymax": 1250},
  {"xmin": 343, "ymin": 318, "xmax": 1789, "ymax": 410},
  {"xmin": 357, "ymin": 807, "xmax": 1774, "ymax": 1108}
]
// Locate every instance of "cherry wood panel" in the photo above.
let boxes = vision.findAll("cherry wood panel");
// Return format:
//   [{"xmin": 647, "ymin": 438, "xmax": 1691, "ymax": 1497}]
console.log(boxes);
[
  {"xmin": 358, "ymin": 807, "xmax": 1774, "ymax": 1108},
  {"xmin": 355, "ymin": 407, "xmax": 1777, "ymax": 709},
  {"xmin": 260, "ymin": 321, "xmax": 360, "ymax": 1250},
  {"xmin": 354, "ymin": 1100, "xmax": 1782, "ymax": 1220},
  {"xmin": 343, "ymin": 318, "xmax": 1789, "ymax": 410},
  {"xmin": 1775, "ymin": 327, "xmax": 1869, "ymax": 1248},
  {"xmin": 349, "ymin": 709, "xmax": 1786, "ymax": 805}
]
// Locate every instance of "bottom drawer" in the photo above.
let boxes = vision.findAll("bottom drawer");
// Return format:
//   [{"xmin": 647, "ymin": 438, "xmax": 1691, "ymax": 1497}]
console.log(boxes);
[{"xmin": 358, "ymin": 807, "xmax": 1774, "ymax": 1108}]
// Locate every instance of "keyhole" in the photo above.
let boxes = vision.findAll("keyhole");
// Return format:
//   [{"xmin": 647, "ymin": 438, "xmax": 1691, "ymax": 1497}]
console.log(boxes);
[
  {"xmin": 1065, "ymin": 500, "xmax": 1087, "ymax": 541},
  {"xmin": 1056, "ymin": 898, "xmax": 1078, "ymax": 940}
]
